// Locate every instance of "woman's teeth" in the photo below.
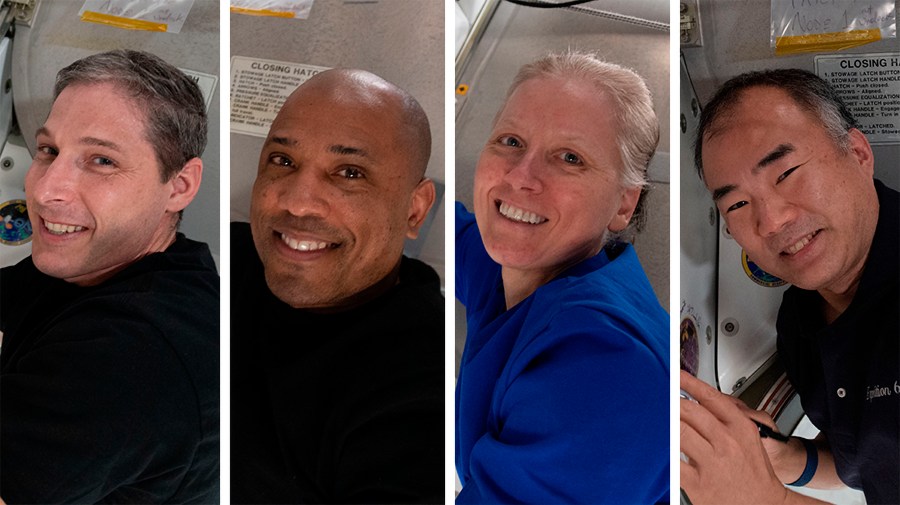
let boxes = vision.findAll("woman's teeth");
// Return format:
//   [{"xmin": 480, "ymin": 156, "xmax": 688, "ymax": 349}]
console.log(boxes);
[{"xmin": 499, "ymin": 202, "xmax": 547, "ymax": 224}]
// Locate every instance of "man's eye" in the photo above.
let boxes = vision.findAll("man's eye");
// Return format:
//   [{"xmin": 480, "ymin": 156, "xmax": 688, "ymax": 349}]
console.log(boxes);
[
  {"xmin": 560, "ymin": 152, "xmax": 582, "ymax": 165},
  {"xmin": 269, "ymin": 155, "xmax": 294, "ymax": 167},
  {"xmin": 91, "ymin": 156, "xmax": 115, "ymax": 167},
  {"xmin": 726, "ymin": 201, "xmax": 748, "ymax": 213},
  {"xmin": 777, "ymin": 165, "xmax": 799, "ymax": 183},
  {"xmin": 36, "ymin": 146, "xmax": 58, "ymax": 157},
  {"xmin": 498, "ymin": 136, "xmax": 522, "ymax": 148},
  {"xmin": 338, "ymin": 167, "xmax": 365, "ymax": 179}
]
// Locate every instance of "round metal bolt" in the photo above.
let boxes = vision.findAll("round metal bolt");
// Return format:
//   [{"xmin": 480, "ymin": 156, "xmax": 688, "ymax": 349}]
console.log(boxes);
[
  {"xmin": 705, "ymin": 325, "xmax": 712, "ymax": 345},
  {"xmin": 732, "ymin": 377, "xmax": 747, "ymax": 392},
  {"xmin": 721, "ymin": 317, "xmax": 739, "ymax": 337},
  {"xmin": 680, "ymin": 113, "xmax": 687, "ymax": 134},
  {"xmin": 1, "ymin": 158, "xmax": 12, "ymax": 170}
]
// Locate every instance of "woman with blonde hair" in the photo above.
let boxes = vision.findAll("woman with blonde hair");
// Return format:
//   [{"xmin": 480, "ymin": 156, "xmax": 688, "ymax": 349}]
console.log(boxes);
[{"xmin": 456, "ymin": 52, "xmax": 669, "ymax": 503}]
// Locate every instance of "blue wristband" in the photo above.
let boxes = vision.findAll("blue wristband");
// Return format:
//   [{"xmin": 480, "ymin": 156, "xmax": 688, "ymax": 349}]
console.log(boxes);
[{"xmin": 787, "ymin": 437, "xmax": 818, "ymax": 487}]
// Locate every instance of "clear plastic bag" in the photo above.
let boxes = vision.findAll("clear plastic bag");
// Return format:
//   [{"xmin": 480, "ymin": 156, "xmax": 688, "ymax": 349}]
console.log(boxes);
[
  {"xmin": 79, "ymin": 0, "xmax": 196, "ymax": 33},
  {"xmin": 771, "ymin": 0, "xmax": 896, "ymax": 56},
  {"xmin": 230, "ymin": 0, "xmax": 315, "ymax": 19}
]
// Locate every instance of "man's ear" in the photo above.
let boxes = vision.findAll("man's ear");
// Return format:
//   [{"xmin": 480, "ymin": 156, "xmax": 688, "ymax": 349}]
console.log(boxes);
[
  {"xmin": 166, "ymin": 157, "xmax": 203, "ymax": 213},
  {"xmin": 406, "ymin": 178, "xmax": 436, "ymax": 240},
  {"xmin": 847, "ymin": 128, "xmax": 875, "ymax": 177}
]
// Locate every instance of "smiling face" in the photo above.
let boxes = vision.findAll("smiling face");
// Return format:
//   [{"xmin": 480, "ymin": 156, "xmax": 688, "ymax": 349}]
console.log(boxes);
[
  {"xmin": 25, "ymin": 82, "xmax": 186, "ymax": 286},
  {"xmin": 702, "ymin": 86, "xmax": 878, "ymax": 294},
  {"xmin": 250, "ymin": 71, "xmax": 434, "ymax": 310},
  {"xmin": 473, "ymin": 76, "xmax": 640, "ymax": 285}
]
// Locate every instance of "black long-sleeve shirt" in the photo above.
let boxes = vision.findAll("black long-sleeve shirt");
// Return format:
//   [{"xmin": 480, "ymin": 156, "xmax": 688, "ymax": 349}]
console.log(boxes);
[
  {"xmin": 230, "ymin": 222, "xmax": 444, "ymax": 504},
  {"xmin": 0, "ymin": 234, "xmax": 220, "ymax": 503}
]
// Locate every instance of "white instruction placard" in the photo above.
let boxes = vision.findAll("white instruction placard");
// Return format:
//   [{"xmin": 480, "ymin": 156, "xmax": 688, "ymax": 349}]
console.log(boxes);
[
  {"xmin": 180, "ymin": 69, "xmax": 218, "ymax": 112},
  {"xmin": 231, "ymin": 56, "xmax": 330, "ymax": 138},
  {"xmin": 815, "ymin": 52, "xmax": 900, "ymax": 145}
]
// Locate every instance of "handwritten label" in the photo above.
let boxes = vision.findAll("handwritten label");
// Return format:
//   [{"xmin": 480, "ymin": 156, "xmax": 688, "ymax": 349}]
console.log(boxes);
[
  {"xmin": 816, "ymin": 52, "xmax": 900, "ymax": 145},
  {"xmin": 79, "ymin": 0, "xmax": 197, "ymax": 33},
  {"xmin": 772, "ymin": 0, "xmax": 896, "ymax": 39},
  {"xmin": 230, "ymin": 56, "xmax": 330, "ymax": 138}
]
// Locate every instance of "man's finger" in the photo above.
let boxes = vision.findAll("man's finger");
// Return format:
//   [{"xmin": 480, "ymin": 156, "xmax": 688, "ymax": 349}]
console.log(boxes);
[
  {"xmin": 680, "ymin": 418, "xmax": 714, "ymax": 465},
  {"xmin": 681, "ymin": 371, "xmax": 758, "ymax": 431},
  {"xmin": 680, "ymin": 459, "xmax": 701, "ymax": 496}
]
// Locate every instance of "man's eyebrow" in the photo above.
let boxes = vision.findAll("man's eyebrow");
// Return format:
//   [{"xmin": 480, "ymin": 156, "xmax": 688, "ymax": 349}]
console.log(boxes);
[
  {"xmin": 712, "ymin": 184, "xmax": 737, "ymax": 203},
  {"xmin": 329, "ymin": 144, "xmax": 369, "ymax": 158},
  {"xmin": 753, "ymin": 143, "xmax": 794, "ymax": 173},
  {"xmin": 269, "ymin": 136, "xmax": 298, "ymax": 147},
  {"xmin": 35, "ymin": 127, "xmax": 123, "ymax": 152},
  {"xmin": 710, "ymin": 144, "xmax": 796, "ymax": 202},
  {"xmin": 264, "ymin": 138, "xmax": 372, "ymax": 161},
  {"xmin": 80, "ymin": 136, "xmax": 123, "ymax": 152}
]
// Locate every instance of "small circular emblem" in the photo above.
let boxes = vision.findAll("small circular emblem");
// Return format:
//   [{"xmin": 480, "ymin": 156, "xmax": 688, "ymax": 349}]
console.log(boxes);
[
  {"xmin": 0, "ymin": 199, "xmax": 32, "ymax": 246},
  {"xmin": 741, "ymin": 250, "xmax": 786, "ymax": 287}
]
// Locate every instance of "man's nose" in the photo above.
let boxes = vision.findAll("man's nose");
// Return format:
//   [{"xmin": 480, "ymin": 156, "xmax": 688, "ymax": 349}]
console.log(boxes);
[
  {"xmin": 755, "ymin": 194, "xmax": 796, "ymax": 237},
  {"xmin": 276, "ymin": 168, "xmax": 331, "ymax": 217},
  {"xmin": 27, "ymin": 158, "xmax": 77, "ymax": 206}
]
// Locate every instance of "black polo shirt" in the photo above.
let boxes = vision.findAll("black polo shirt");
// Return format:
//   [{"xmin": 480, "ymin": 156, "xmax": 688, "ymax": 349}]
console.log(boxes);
[{"xmin": 777, "ymin": 180, "xmax": 899, "ymax": 505}]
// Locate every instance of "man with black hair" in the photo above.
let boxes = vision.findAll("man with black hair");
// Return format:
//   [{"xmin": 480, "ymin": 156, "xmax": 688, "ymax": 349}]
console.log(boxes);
[{"xmin": 681, "ymin": 69, "xmax": 898, "ymax": 505}]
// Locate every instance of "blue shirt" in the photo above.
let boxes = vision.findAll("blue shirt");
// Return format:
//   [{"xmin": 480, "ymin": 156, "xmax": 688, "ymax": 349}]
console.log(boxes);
[{"xmin": 455, "ymin": 203, "xmax": 669, "ymax": 504}]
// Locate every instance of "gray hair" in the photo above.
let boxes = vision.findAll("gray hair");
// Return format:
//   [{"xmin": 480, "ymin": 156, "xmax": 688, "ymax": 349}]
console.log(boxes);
[
  {"xmin": 501, "ymin": 51, "xmax": 659, "ymax": 234},
  {"xmin": 694, "ymin": 68, "xmax": 857, "ymax": 179},
  {"xmin": 54, "ymin": 49, "xmax": 208, "ymax": 183}
]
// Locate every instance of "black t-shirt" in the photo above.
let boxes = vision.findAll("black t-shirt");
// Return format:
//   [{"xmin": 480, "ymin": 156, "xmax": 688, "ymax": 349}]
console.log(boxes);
[
  {"xmin": 777, "ymin": 180, "xmax": 899, "ymax": 505},
  {"xmin": 230, "ymin": 222, "xmax": 444, "ymax": 504},
  {"xmin": 0, "ymin": 234, "xmax": 220, "ymax": 504}
]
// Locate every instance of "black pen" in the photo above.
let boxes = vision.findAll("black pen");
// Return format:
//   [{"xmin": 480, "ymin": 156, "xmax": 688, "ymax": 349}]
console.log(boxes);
[
  {"xmin": 682, "ymin": 388, "xmax": 790, "ymax": 443},
  {"xmin": 754, "ymin": 420, "xmax": 790, "ymax": 443}
]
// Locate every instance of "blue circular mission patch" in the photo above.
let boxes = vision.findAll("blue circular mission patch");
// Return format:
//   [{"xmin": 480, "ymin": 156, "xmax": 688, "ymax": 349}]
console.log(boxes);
[
  {"xmin": 741, "ymin": 250, "xmax": 786, "ymax": 288},
  {"xmin": 1, "ymin": 199, "xmax": 33, "ymax": 246}
]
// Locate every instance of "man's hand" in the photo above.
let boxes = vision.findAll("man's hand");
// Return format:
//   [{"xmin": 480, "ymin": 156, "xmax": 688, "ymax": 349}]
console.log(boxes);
[
  {"xmin": 721, "ymin": 391, "xmax": 804, "ymax": 479},
  {"xmin": 680, "ymin": 371, "xmax": 828, "ymax": 505}
]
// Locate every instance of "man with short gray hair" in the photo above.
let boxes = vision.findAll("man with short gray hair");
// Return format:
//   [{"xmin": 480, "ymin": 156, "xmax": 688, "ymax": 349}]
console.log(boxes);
[{"xmin": 0, "ymin": 50, "xmax": 219, "ymax": 503}]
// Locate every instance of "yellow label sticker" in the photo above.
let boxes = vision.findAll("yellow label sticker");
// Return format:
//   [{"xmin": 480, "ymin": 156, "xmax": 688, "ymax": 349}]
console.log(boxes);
[
  {"xmin": 80, "ymin": 11, "xmax": 168, "ymax": 32},
  {"xmin": 230, "ymin": 6, "xmax": 296, "ymax": 18},
  {"xmin": 775, "ymin": 29, "xmax": 882, "ymax": 56}
]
